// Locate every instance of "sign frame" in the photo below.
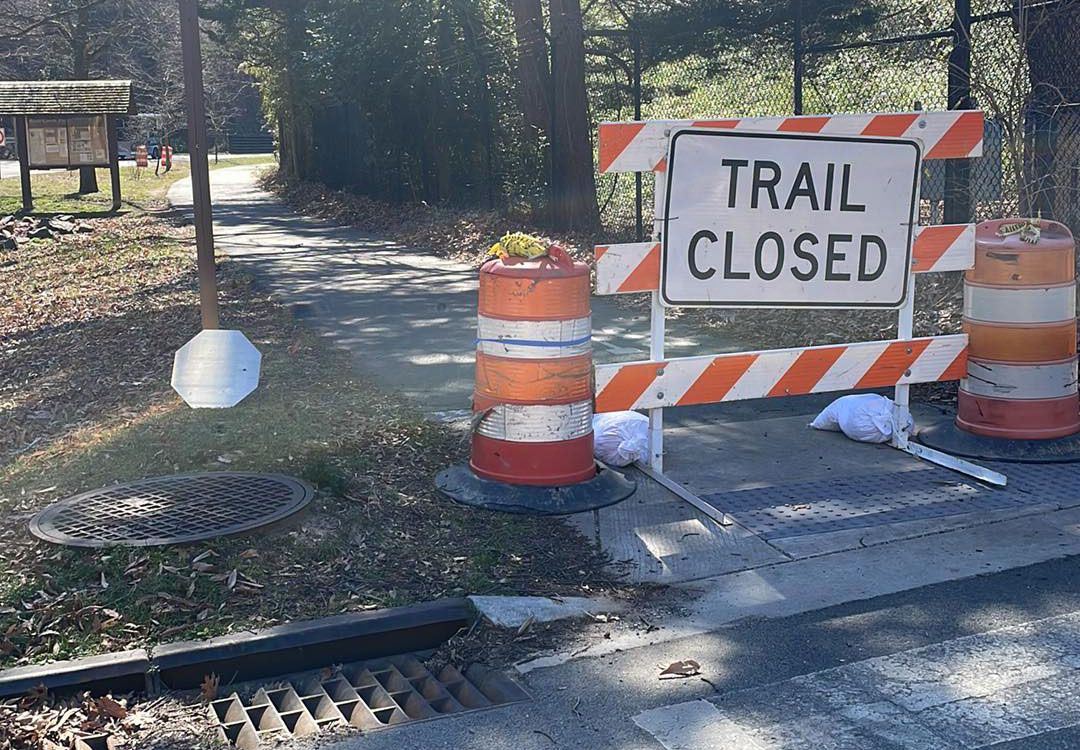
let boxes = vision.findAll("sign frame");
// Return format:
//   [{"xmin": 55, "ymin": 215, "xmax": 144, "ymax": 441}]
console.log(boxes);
[{"xmin": 660, "ymin": 128, "xmax": 922, "ymax": 311}]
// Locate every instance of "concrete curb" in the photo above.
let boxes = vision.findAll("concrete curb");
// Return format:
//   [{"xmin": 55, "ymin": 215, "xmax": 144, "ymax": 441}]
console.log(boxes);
[
  {"xmin": 469, "ymin": 595, "xmax": 626, "ymax": 628},
  {"xmin": 0, "ymin": 649, "xmax": 149, "ymax": 699},
  {"xmin": 0, "ymin": 598, "xmax": 473, "ymax": 699}
]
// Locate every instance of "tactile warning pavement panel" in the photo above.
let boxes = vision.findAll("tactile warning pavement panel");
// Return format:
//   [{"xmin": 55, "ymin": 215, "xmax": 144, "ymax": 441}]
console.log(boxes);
[
  {"xmin": 209, "ymin": 654, "xmax": 529, "ymax": 748},
  {"xmin": 29, "ymin": 473, "xmax": 314, "ymax": 548},
  {"xmin": 702, "ymin": 462, "xmax": 1080, "ymax": 540}
]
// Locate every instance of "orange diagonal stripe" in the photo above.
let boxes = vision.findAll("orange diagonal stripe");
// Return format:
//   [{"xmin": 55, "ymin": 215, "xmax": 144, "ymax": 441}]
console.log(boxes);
[
  {"xmin": 925, "ymin": 111, "xmax": 983, "ymax": 159},
  {"xmin": 855, "ymin": 340, "xmax": 932, "ymax": 389},
  {"xmin": 778, "ymin": 116, "xmax": 830, "ymax": 133},
  {"xmin": 861, "ymin": 113, "xmax": 919, "ymax": 137},
  {"xmin": 599, "ymin": 122, "xmax": 645, "ymax": 173},
  {"xmin": 941, "ymin": 345, "xmax": 968, "ymax": 381},
  {"xmin": 677, "ymin": 354, "xmax": 759, "ymax": 407},
  {"xmin": 691, "ymin": 119, "xmax": 739, "ymax": 129},
  {"xmin": 767, "ymin": 347, "xmax": 846, "ymax": 397},
  {"xmin": 596, "ymin": 361, "xmax": 665, "ymax": 412},
  {"xmin": 912, "ymin": 225, "xmax": 966, "ymax": 272},
  {"xmin": 594, "ymin": 245, "xmax": 609, "ymax": 261},
  {"xmin": 618, "ymin": 243, "xmax": 661, "ymax": 293}
]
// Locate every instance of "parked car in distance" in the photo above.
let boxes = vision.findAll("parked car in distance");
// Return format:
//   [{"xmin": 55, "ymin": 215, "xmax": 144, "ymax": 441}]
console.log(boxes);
[{"xmin": 116, "ymin": 141, "xmax": 135, "ymax": 160}]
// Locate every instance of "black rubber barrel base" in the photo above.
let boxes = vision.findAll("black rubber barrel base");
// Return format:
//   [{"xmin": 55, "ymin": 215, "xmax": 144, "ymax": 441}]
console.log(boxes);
[
  {"xmin": 917, "ymin": 413, "xmax": 1080, "ymax": 464},
  {"xmin": 435, "ymin": 464, "xmax": 636, "ymax": 515}
]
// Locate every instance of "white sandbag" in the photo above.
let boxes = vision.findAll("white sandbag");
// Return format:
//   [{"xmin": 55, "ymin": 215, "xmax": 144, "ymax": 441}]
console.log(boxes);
[
  {"xmin": 592, "ymin": 411, "xmax": 649, "ymax": 466},
  {"xmin": 809, "ymin": 394, "xmax": 911, "ymax": 444}
]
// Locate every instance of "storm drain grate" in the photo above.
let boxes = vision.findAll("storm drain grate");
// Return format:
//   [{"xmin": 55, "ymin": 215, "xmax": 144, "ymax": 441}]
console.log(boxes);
[
  {"xmin": 209, "ymin": 654, "xmax": 528, "ymax": 748},
  {"xmin": 701, "ymin": 462, "xmax": 1080, "ymax": 540},
  {"xmin": 29, "ymin": 473, "xmax": 315, "ymax": 548}
]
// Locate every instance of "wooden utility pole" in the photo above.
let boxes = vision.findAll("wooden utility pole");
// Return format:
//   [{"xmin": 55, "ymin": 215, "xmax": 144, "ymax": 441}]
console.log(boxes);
[{"xmin": 179, "ymin": 0, "xmax": 220, "ymax": 329}]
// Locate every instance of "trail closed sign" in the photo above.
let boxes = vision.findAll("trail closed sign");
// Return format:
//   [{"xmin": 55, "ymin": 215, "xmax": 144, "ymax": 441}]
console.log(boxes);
[{"xmin": 660, "ymin": 129, "xmax": 921, "ymax": 309}]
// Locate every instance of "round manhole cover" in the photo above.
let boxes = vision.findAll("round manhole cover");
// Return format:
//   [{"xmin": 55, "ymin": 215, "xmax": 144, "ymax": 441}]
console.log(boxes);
[{"xmin": 29, "ymin": 473, "xmax": 315, "ymax": 548}]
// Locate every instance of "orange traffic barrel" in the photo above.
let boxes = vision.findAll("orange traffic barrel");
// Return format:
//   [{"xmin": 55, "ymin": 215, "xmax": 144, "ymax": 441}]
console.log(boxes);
[
  {"xmin": 437, "ymin": 244, "xmax": 635, "ymax": 515},
  {"xmin": 956, "ymin": 218, "xmax": 1079, "ymax": 440},
  {"xmin": 471, "ymin": 247, "xmax": 596, "ymax": 486}
]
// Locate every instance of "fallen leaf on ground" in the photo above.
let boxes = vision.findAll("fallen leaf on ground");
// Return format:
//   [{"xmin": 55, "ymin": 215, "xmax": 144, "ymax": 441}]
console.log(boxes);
[
  {"xmin": 200, "ymin": 673, "xmax": 220, "ymax": 703},
  {"xmin": 660, "ymin": 659, "xmax": 701, "ymax": 679},
  {"xmin": 97, "ymin": 695, "xmax": 127, "ymax": 719}
]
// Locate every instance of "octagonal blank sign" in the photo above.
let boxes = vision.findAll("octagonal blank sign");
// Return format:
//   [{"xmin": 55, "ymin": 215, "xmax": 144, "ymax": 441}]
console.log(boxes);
[{"xmin": 172, "ymin": 329, "xmax": 262, "ymax": 408}]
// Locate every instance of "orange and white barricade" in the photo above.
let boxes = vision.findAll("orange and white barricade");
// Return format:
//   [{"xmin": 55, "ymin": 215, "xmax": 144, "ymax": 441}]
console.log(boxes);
[
  {"xmin": 437, "ymin": 246, "xmax": 637, "ymax": 514},
  {"xmin": 593, "ymin": 109, "xmax": 1009, "ymax": 489}
]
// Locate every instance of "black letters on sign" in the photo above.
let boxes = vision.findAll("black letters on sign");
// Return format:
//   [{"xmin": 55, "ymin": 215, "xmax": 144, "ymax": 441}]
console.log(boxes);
[
  {"xmin": 825, "ymin": 234, "xmax": 853, "ymax": 281},
  {"xmin": 722, "ymin": 231, "xmax": 750, "ymax": 279},
  {"xmin": 751, "ymin": 161, "xmax": 781, "ymax": 209},
  {"xmin": 784, "ymin": 163, "xmax": 820, "ymax": 210},
  {"xmin": 858, "ymin": 235, "xmax": 887, "ymax": 281},
  {"xmin": 754, "ymin": 232, "xmax": 784, "ymax": 281},
  {"xmin": 688, "ymin": 229, "xmax": 717, "ymax": 280},
  {"xmin": 791, "ymin": 232, "xmax": 819, "ymax": 281},
  {"xmin": 840, "ymin": 164, "xmax": 866, "ymax": 212},
  {"xmin": 721, "ymin": 158, "xmax": 749, "ymax": 208}
]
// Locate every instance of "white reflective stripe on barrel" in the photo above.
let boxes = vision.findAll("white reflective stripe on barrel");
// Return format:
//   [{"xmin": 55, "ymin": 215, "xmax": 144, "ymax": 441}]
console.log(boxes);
[
  {"xmin": 475, "ymin": 401, "xmax": 593, "ymax": 442},
  {"xmin": 476, "ymin": 315, "xmax": 591, "ymax": 359},
  {"xmin": 962, "ymin": 358, "xmax": 1079, "ymax": 400},
  {"xmin": 964, "ymin": 283, "xmax": 1076, "ymax": 324}
]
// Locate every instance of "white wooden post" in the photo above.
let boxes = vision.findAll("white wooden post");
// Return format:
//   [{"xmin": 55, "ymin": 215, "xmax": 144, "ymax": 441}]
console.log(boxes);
[{"xmin": 649, "ymin": 170, "xmax": 666, "ymax": 471}]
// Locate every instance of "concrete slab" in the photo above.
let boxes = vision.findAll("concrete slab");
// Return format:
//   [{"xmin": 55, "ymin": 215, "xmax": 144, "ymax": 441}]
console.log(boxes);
[
  {"xmin": 468, "ymin": 595, "xmax": 625, "ymax": 628},
  {"xmin": 663, "ymin": 412, "xmax": 923, "ymax": 495},
  {"xmin": 771, "ymin": 503, "xmax": 1061, "ymax": 559},
  {"xmin": 567, "ymin": 470, "xmax": 787, "ymax": 584}
]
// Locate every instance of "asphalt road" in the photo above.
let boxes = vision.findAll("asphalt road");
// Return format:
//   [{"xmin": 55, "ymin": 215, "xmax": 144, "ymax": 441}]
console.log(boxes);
[{"xmin": 331, "ymin": 556, "xmax": 1080, "ymax": 749}]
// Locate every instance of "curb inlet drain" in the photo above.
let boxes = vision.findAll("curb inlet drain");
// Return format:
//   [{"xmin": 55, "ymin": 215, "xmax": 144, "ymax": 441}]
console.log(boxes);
[
  {"xmin": 209, "ymin": 654, "xmax": 528, "ymax": 747},
  {"xmin": 29, "ymin": 473, "xmax": 315, "ymax": 548}
]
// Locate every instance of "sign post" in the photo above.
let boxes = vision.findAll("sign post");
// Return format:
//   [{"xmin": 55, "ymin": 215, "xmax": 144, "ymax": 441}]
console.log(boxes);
[{"xmin": 171, "ymin": 0, "xmax": 261, "ymax": 409}]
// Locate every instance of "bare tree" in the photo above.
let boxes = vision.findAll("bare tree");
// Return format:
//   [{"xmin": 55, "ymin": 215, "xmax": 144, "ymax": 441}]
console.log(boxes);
[
  {"xmin": 968, "ymin": 2, "xmax": 1079, "ymax": 219},
  {"xmin": 203, "ymin": 39, "xmax": 247, "ymax": 162}
]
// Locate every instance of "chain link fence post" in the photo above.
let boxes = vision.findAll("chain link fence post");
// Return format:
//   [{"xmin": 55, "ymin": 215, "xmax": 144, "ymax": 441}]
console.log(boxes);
[
  {"xmin": 945, "ymin": 0, "xmax": 973, "ymax": 224},
  {"xmin": 793, "ymin": 0, "xmax": 804, "ymax": 115}
]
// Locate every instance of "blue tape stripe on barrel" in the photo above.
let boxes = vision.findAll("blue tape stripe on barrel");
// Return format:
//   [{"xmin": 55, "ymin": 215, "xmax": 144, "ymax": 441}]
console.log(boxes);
[{"xmin": 475, "ymin": 335, "xmax": 592, "ymax": 348}]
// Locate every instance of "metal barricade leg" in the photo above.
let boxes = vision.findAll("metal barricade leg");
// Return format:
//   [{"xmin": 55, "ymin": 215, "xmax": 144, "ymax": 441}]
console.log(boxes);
[{"xmin": 891, "ymin": 275, "xmax": 1006, "ymax": 486}]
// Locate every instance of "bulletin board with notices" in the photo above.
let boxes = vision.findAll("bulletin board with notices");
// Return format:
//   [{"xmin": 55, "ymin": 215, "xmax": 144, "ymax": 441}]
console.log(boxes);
[{"xmin": 27, "ymin": 115, "xmax": 110, "ymax": 168}]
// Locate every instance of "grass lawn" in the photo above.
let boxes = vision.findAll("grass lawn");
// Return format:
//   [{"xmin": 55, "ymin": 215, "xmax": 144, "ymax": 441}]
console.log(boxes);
[
  {"xmin": 0, "ymin": 154, "xmax": 275, "ymax": 215},
  {"xmin": 0, "ymin": 164, "xmax": 616, "ymax": 674}
]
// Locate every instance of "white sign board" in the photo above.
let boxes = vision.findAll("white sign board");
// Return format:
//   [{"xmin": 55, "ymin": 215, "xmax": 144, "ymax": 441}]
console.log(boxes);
[
  {"xmin": 172, "ymin": 329, "xmax": 262, "ymax": 408},
  {"xmin": 661, "ymin": 129, "xmax": 921, "ymax": 309}
]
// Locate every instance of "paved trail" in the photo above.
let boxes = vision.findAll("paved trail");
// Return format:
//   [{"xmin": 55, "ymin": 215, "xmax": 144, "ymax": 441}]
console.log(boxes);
[{"xmin": 169, "ymin": 166, "xmax": 735, "ymax": 413}]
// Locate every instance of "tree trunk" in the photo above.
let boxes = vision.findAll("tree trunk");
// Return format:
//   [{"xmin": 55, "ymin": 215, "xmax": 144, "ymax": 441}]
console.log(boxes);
[
  {"xmin": 509, "ymin": 0, "xmax": 551, "ymax": 136},
  {"xmin": 1021, "ymin": 3, "xmax": 1080, "ymax": 218},
  {"xmin": 549, "ymin": 0, "xmax": 599, "ymax": 230},
  {"xmin": 73, "ymin": 3, "xmax": 98, "ymax": 195}
]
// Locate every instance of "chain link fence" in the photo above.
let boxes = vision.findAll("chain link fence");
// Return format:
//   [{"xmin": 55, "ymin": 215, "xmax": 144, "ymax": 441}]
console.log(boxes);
[{"xmin": 591, "ymin": 0, "xmax": 1080, "ymax": 240}]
